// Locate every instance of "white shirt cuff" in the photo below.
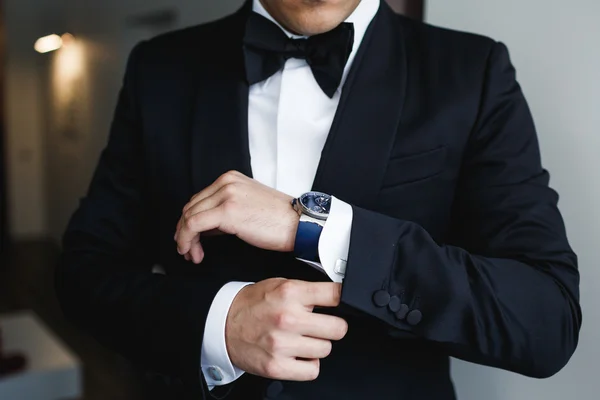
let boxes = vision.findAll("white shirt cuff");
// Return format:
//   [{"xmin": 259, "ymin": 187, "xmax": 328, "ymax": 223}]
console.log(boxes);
[
  {"xmin": 201, "ymin": 281, "xmax": 253, "ymax": 390},
  {"xmin": 297, "ymin": 196, "xmax": 353, "ymax": 283}
]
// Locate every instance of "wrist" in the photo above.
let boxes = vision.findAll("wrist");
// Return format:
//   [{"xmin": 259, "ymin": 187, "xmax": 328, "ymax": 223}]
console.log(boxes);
[
  {"xmin": 225, "ymin": 284, "xmax": 250, "ymax": 361},
  {"xmin": 284, "ymin": 208, "xmax": 301, "ymax": 253}
]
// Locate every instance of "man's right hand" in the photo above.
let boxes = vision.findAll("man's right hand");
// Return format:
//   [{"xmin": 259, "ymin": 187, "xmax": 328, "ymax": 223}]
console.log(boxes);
[{"xmin": 225, "ymin": 278, "xmax": 348, "ymax": 381}]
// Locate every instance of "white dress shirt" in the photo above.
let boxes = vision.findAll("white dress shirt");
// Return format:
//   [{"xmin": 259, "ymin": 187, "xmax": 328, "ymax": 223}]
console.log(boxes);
[{"xmin": 200, "ymin": 0, "xmax": 380, "ymax": 389}]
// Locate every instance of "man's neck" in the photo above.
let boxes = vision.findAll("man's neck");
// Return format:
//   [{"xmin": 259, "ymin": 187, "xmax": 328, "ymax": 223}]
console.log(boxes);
[{"xmin": 255, "ymin": 0, "xmax": 367, "ymax": 38}]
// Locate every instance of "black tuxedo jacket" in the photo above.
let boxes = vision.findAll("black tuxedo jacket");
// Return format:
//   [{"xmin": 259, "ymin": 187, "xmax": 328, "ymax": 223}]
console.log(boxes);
[{"xmin": 55, "ymin": 2, "xmax": 581, "ymax": 399}]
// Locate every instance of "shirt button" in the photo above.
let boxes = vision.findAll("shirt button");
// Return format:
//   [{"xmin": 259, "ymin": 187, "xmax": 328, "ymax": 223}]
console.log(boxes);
[{"xmin": 206, "ymin": 366, "xmax": 224, "ymax": 382}]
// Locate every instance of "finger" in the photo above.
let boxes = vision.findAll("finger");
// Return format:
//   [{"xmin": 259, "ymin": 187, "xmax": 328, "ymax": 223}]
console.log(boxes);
[
  {"xmin": 184, "ymin": 184, "xmax": 231, "ymax": 218},
  {"xmin": 176, "ymin": 184, "xmax": 233, "ymax": 246},
  {"xmin": 177, "ymin": 207, "xmax": 224, "ymax": 254},
  {"xmin": 183, "ymin": 184, "xmax": 222, "ymax": 215},
  {"xmin": 267, "ymin": 357, "xmax": 320, "ymax": 381},
  {"xmin": 296, "ymin": 282, "xmax": 342, "ymax": 308},
  {"xmin": 189, "ymin": 236, "xmax": 205, "ymax": 264},
  {"xmin": 265, "ymin": 331, "xmax": 332, "ymax": 359},
  {"xmin": 291, "ymin": 337, "xmax": 332, "ymax": 359},
  {"xmin": 203, "ymin": 228, "xmax": 225, "ymax": 237},
  {"xmin": 176, "ymin": 219, "xmax": 222, "ymax": 243},
  {"xmin": 184, "ymin": 252, "xmax": 191, "ymax": 262},
  {"xmin": 184, "ymin": 171, "xmax": 245, "ymax": 213},
  {"xmin": 298, "ymin": 313, "xmax": 348, "ymax": 341},
  {"xmin": 174, "ymin": 216, "xmax": 184, "ymax": 242},
  {"xmin": 174, "ymin": 216, "xmax": 189, "ymax": 243}
]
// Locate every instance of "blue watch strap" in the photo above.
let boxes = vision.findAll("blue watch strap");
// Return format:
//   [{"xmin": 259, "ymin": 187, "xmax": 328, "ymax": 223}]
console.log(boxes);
[{"xmin": 293, "ymin": 221, "xmax": 323, "ymax": 262}]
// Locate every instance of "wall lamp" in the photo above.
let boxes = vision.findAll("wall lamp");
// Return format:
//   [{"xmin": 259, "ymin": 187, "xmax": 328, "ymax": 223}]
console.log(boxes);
[{"xmin": 34, "ymin": 33, "xmax": 75, "ymax": 54}]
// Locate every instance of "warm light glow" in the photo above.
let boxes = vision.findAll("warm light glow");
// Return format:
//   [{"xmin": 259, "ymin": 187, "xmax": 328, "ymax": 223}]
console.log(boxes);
[
  {"xmin": 52, "ymin": 37, "xmax": 86, "ymax": 108},
  {"xmin": 53, "ymin": 37, "xmax": 85, "ymax": 90},
  {"xmin": 34, "ymin": 34, "xmax": 63, "ymax": 53},
  {"xmin": 61, "ymin": 33, "xmax": 75, "ymax": 46}
]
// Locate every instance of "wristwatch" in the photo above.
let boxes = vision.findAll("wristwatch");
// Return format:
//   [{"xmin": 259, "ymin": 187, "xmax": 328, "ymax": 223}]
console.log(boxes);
[
  {"xmin": 292, "ymin": 191, "xmax": 332, "ymax": 227},
  {"xmin": 291, "ymin": 191, "xmax": 331, "ymax": 262},
  {"xmin": 291, "ymin": 192, "xmax": 347, "ymax": 277}
]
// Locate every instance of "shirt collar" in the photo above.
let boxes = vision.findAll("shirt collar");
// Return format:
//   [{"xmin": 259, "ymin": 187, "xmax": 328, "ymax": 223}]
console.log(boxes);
[{"xmin": 252, "ymin": 0, "xmax": 380, "ymax": 47}]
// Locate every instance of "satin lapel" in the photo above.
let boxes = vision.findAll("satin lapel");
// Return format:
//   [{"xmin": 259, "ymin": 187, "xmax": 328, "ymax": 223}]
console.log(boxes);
[
  {"xmin": 312, "ymin": 4, "xmax": 407, "ymax": 209},
  {"xmin": 190, "ymin": 8, "xmax": 253, "ymax": 194}
]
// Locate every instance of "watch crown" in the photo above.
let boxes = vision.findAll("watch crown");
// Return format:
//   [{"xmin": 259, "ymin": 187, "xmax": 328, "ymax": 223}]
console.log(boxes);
[{"xmin": 291, "ymin": 198, "xmax": 303, "ymax": 217}]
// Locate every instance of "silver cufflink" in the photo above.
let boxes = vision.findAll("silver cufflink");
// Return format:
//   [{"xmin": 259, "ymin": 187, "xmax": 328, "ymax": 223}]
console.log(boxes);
[
  {"xmin": 206, "ymin": 366, "xmax": 223, "ymax": 382},
  {"xmin": 334, "ymin": 259, "xmax": 347, "ymax": 276}
]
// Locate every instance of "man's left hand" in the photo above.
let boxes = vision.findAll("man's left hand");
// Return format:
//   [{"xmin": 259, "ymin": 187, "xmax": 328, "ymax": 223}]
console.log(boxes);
[{"xmin": 175, "ymin": 170, "xmax": 300, "ymax": 264}]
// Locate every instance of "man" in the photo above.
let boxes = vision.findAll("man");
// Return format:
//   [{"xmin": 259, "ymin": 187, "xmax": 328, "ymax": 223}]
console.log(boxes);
[{"xmin": 55, "ymin": 0, "xmax": 582, "ymax": 399}]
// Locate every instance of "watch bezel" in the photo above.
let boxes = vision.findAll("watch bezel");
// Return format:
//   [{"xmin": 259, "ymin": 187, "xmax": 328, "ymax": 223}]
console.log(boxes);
[{"xmin": 298, "ymin": 191, "xmax": 331, "ymax": 221}]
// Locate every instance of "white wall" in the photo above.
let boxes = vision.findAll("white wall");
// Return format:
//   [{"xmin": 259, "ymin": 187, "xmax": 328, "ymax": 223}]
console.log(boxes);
[
  {"xmin": 3, "ymin": 0, "xmax": 244, "ymax": 241},
  {"xmin": 427, "ymin": 1, "xmax": 599, "ymax": 399}
]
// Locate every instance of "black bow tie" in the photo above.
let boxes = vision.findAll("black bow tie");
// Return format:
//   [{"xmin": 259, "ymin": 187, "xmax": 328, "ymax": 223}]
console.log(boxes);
[{"xmin": 243, "ymin": 13, "xmax": 355, "ymax": 98}]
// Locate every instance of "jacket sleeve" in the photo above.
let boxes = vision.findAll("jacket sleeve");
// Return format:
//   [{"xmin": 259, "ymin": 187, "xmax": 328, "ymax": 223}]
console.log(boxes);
[
  {"xmin": 340, "ymin": 42, "xmax": 581, "ymax": 379},
  {"xmin": 54, "ymin": 42, "xmax": 224, "ymax": 387}
]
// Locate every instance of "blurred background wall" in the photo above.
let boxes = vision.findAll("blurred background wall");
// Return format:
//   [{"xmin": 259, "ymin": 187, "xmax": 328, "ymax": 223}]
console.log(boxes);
[
  {"xmin": 0, "ymin": 0, "xmax": 597, "ymax": 399},
  {"xmin": 428, "ymin": 0, "xmax": 599, "ymax": 399},
  {"xmin": 3, "ymin": 0, "xmax": 247, "ymax": 243}
]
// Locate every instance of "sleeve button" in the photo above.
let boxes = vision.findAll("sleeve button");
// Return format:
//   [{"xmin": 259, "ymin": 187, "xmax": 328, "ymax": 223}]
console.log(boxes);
[
  {"xmin": 388, "ymin": 296, "xmax": 401, "ymax": 312},
  {"xmin": 373, "ymin": 290, "xmax": 391, "ymax": 307},
  {"xmin": 395, "ymin": 304, "xmax": 410, "ymax": 320},
  {"xmin": 407, "ymin": 309, "xmax": 423, "ymax": 326}
]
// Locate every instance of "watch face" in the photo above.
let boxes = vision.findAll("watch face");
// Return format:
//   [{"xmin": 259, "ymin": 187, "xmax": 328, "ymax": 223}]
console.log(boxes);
[{"xmin": 300, "ymin": 192, "xmax": 331, "ymax": 220}]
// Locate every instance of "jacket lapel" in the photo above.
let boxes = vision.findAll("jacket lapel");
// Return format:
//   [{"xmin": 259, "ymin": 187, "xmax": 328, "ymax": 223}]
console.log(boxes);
[
  {"xmin": 312, "ymin": 3, "xmax": 407, "ymax": 209},
  {"xmin": 190, "ymin": 6, "xmax": 253, "ymax": 194}
]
